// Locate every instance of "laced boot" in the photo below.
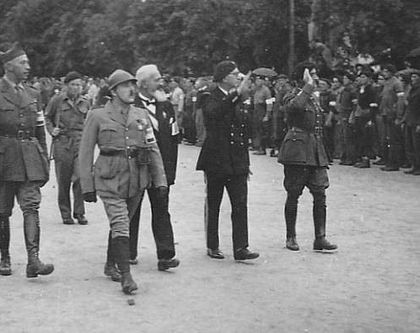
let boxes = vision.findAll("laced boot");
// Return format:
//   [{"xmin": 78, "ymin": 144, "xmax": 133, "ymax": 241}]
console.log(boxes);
[
  {"xmin": 112, "ymin": 236, "xmax": 138, "ymax": 294},
  {"xmin": 104, "ymin": 231, "xmax": 121, "ymax": 282},
  {"xmin": 24, "ymin": 213, "xmax": 54, "ymax": 278},
  {"xmin": 285, "ymin": 193, "xmax": 299, "ymax": 251},
  {"xmin": 0, "ymin": 217, "xmax": 12, "ymax": 276},
  {"xmin": 313, "ymin": 194, "xmax": 337, "ymax": 252},
  {"xmin": 0, "ymin": 250, "xmax": 11, "ymax": 276}
]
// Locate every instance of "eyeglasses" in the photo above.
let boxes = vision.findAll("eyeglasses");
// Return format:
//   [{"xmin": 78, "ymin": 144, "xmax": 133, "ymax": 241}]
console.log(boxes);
[{"xmin": 228, "ymin": 71, "xmax": 240, "ymax": 77}]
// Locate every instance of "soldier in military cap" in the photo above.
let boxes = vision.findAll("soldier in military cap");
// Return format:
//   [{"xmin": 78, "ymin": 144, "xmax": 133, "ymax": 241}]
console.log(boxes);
[
  {"xmin": 79, "ymin": 69, "xmax": 167, "ymax": 294},
  {"xmin": 196, "ymin": 60, "xmax": 259, "ymax": 261},
  {"xmin": 45, "ymin": 71, "xmax": 90, "ymax": 225},
  {"xmin": 278, "ymin": 62, "xmax": 337, "ymax": 252},
  {"xmin": 0, "ymin": 43, "xmax": 54, "ymax": 277}
]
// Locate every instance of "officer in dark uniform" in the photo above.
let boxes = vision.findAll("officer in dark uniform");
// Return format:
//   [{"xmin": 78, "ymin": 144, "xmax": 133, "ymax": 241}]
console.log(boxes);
[
  {"xmin": 129, "ymin": 64, "xmax": 180, "ymax": 271},
  {"xmin": 196, "ymin": 60, "xmax": 259, "ymax": 261},
  {"xmin": 0, "ymin": 43, "xmax": 54, "ymax": 277},
  {"xmin": 45, "ymin": 71, "xmax": 90, "ymax": 225},
  {"xmin": 278, "ymin": 63, "xmax": 337, "ymax": 252},
  {"xmin": 79, "ymin": 69, "xmax": 167, "ymax": 294}
]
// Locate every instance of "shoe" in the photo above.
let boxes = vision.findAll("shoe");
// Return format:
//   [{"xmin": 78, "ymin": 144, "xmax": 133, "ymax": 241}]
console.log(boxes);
[
  {"xmin": 121, "ymin": 272, "xmax": 138, "ymax": 295},
  {"xmin": 354, "ymin": 158, "xmax": 370, "ymax": 168},
  {"xmin": 26, "ymin": 256, "xmax": 54, "ymax": 278},
  {"xmin": 412, "ymin": 169, "xmax": 420, "ymax": 176},
  {"xmin": 207, "ymin": 248, "xmax": 225, "ymax": 259},
  {"xmin": 63, "ymin": 218, "xmax": 75, "ymax": 225},
  {"xmin": 104, "ymin": 262, "xmax": 122, "ymax": 282},
  {"xmin": 404, "ymin": 168, "xmax": 415, "ymax": 174},
  {"xmin": 74, "ymin": 215, "xmax": 88, "ymax": 225},
  {"xmin": 313, "ymin": 237, "xmax": 338, "ymax": 252},
  {"xmin": 158, "ymin": 258, "xmax": 180, "ymax": 271},
  {"xmin": 373, "ymin": 158, "xmax": 386, "ymax": 165},
  {"xmin": 339, "ymin": 160, "xmax": 354, "ymax": 166},
  {"xmin": 253, "ymin": 150, "xmax": 266, "ymax": 155},
  {"xmin": 381, "ymin": 166, "xmax": 399, "ymax": 171},
  {"xmin": 0, "ymin": 252, "xmax": 11, "ymax": 276},
  {"xmin": 285, "ymin": 237, "xmax": 299, "ymax": 251},
  {"xmin": 401, "ymin": 163, "xmax": 411, "ymax": 169},
  {"xmin": 269, "ymin": 149, "xmax": 278, "ymax": 157},
  {"xmin": 129, "ymin": 258, "xmax": 138, "ymax": 265},
  {"xmin": 234, "ymin": 248, "xmax": 259, "ymax": 260}
]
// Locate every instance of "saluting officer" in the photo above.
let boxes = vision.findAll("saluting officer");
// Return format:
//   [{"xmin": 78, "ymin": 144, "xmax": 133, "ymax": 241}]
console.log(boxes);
[
  {"xmin": 45, "ymin": 71, "xmax": 90, "ymax": 225},
  {"xmin": 0, "ymin": 43, "xmax": 54, "ymax": 277},
  {"xmin": 79, "ymin": 70, "xmax": 167, "ymax": 294},
  {"xmin": 196, "ymin": 60, "xmax": 259, "ymax": 261},
  {"xmin": 278, "ymin": 63, "xmax": 337, "ymax": 252}
]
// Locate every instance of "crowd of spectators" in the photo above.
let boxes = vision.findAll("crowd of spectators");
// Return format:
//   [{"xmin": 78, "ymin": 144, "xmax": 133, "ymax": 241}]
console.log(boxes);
[{"xmin": 29, "ymin": 61, "xmax": 420, "ymax": 176}]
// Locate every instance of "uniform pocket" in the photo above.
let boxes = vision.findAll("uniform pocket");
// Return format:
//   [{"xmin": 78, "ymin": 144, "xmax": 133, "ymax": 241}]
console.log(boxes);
[
  {"xmin": 280, "ymin": 131, "xmax": 307, "ymax": 163},
  {"xmin": 95, "ymin": 155, "xmax": 120, "ymax": 179},
  {"xmin": 99, "ymin": 124, "xmax": 119, "ymax": 145}
]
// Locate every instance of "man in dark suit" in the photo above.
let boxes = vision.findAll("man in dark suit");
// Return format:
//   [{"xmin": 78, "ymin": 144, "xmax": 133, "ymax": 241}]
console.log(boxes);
[
  {"xmin": 278, "ymin": 63, "xmax": 337, "ymax": 252},
  {"xmin": 0, "ymin": 43, "xmax": 54, "ymax": 277},
  {"xmin": 196, "ymin": 60, "xmax": 259, "ymax": 261},
  {"xmin": 129, "ymin": 64, "xmax": 180, "ymax": 271}
]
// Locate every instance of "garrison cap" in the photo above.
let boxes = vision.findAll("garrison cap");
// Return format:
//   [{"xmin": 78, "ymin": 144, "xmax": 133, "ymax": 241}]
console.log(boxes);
[
  {"xmin": 0, "ymin": 43, "xmax": 26, "ymax": 64},
  {"xmin": 108, "ymin": 69, "xmax": 137, "ymax": 90}
]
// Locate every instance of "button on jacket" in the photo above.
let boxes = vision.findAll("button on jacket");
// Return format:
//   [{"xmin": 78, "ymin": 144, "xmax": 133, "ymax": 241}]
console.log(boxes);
[
  {"xmin": 196, "ymin": 87, "xmax": 250, "ymax": 175},
  {"xmin": 79, "ymin": 101, "xmax": 167, "ymax": 199},
  {"xmin": 0, "ymin": 77, "xmax": 49, "ymax": 182}
]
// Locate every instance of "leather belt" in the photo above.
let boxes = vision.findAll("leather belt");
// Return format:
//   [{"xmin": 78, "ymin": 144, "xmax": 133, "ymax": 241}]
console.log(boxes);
[{"xmin": 100, "ymin": 149, "xmax": 138, "ymax": 158}]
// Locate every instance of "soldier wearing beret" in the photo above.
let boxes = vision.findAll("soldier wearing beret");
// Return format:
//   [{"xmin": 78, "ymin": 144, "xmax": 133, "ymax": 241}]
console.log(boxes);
[
  {"xmin": 0, "ymin": 43, "xmax": 54, "ymax": 277},
  {"xmin": 45, "ymin": 71, "xmax": 90, "ymax": 225},
  {"xmin": 278, "ymin": 63, "xmax": 337, "ymax": 252},
  {"xmin": 196, "ymin": 60, "xmax": 259, "ymax": 261},
  {"xmin": 79, "ymin": 69, "xmax": 167, "ymax": 294}
]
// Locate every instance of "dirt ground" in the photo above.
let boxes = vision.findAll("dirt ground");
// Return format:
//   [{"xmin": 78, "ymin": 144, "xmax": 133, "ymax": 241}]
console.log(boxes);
[{"xmin": 1, "ymin": 143, "xmax": 419, "ymax": 333}]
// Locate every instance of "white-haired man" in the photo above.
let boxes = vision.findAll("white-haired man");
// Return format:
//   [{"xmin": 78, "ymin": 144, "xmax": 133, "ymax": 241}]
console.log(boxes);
[{"xmin": 129, "ymin": 64, "xmax": 180, "ymax": 271}]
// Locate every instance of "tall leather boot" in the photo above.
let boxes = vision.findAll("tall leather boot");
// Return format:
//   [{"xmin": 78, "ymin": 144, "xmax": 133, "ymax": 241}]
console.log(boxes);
[
  {"xmin": 104, "ymin": 230, "xmax": 121, "ymax": 282},
  {"xmin": 0, "ymin": 217, "xmax": 11, "ymax": 276},
  {"xmin": 284, "ymin": 193, "xmax": 299, "ymax": 251},
  {"xmin": 312, "ymin": 193, "xmax": 337, "ymax": 252},
  {"xmin": 24, "ymin": 213, "xmax": 54, "ymax": 278},
  {"xmin": 112, "ymin": 236, "xmax": 138, "ymax": 294}
]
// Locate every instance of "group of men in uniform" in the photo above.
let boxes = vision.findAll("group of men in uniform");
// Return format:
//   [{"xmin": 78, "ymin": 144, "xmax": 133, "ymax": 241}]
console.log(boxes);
[{"xmin": 0, "ymin": 43, "xmax": 338, "ymax": 295}]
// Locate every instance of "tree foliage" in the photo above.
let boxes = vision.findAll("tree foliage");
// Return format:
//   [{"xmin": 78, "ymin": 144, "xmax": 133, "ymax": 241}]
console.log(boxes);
[{"xmin": 0, "ymin": 0, "xmax": 419, "ymax": 77}]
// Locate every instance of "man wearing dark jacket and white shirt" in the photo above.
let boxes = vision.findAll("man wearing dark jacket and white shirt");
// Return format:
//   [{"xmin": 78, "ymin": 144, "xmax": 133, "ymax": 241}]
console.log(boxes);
[
  {"xmin": 196, "ymin": 60, "xmax": 259, "ymax": 261},
  {"xmin": 129, "ymin": 64, "xmax": 180, "ymax": 271}
]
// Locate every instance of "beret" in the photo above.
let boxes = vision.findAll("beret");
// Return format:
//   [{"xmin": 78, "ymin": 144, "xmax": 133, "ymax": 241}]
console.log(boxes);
[
  {"xmin": 213, "ymin": 60, "xmax": 237, "ymax": 82},
  {"xmin": 64, "ymin": 71, "xmax": 83, "ymax": 84}
]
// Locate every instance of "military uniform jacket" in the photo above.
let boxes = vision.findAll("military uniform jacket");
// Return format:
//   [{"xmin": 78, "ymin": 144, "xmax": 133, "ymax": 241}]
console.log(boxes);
[
  {"xmin": 278, "ymin": 84, "xmax": 329, "ymax": 167},
  {"xmin": 405, "ymin": 82, "xmax": 420, "ymax": 126},
  {"xmin": 196, "ymin": 87, "xmax": 250, "ymax": 175},
  {"xmin": 134, "ymin": 96, "xmax": 178, "ymax": 186},
  {"xmin": 79, "ymin": 101, "xmax": 167, "ymax": 199},
  {"xmin": 44, "ymin": 92, "xmax": 90, "ymax": 142},
  {"xmin": 0, "ymin": 77, "xmax": 49, "ymax": 182}
]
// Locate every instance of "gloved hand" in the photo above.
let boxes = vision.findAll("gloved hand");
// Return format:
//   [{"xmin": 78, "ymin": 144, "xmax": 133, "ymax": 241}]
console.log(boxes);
[{"xmin": 83, "ymin": 192, "xmax": 97, "ymax": 203}]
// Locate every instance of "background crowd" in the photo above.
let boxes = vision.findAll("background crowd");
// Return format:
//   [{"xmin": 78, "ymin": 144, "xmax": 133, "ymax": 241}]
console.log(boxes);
[{"xmin": 28, "ymin": 57, "xmax": 420, "ymax": 176}]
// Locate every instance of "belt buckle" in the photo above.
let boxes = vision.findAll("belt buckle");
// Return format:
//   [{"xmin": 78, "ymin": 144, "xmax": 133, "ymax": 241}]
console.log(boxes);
[{"xmin": 17, "ymin": 130, "xmax": 24, "ymax": 140}]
